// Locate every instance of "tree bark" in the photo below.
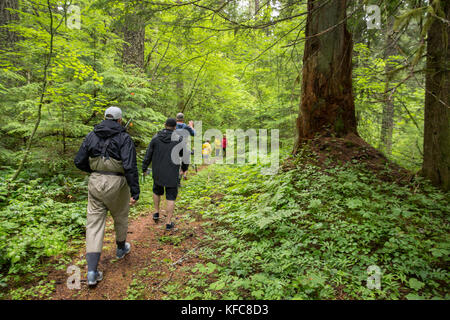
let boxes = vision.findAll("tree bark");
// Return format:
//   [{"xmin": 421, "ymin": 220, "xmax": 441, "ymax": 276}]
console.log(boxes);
[
  {"xmin": 123, "ymin": 10, "xmax": 145, "ymax": 69},
  {"xmin": 294, "ymin": 0, "xmax": 357, "ymax": 151},
  {"xmin": 380, "ymin": 16, "xmax": 396, "ymax": 156},
  {"xmin": 422, "ymin": 0, "xmax": 449, "ymax": 191},
  {"xmin": 0, "ymin": 0, "xmax": 19, "ymax": 49}
]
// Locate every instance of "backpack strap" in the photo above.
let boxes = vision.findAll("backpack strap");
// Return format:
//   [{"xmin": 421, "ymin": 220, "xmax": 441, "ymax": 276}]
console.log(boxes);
[
  {"xmin": 93, "ymin": 130, "xmax": 121, "ymax": 160},
  {"xmin": 101, "ymin": 137, "xmax": 112, "ymax": 159}
]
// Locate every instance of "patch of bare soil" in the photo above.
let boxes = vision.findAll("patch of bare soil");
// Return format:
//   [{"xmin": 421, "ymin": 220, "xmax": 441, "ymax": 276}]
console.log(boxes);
[
  {"xmin": 285, "ymin": 134, "xmax": 414, "ymax": 184},
  {"xmin": 49, "ymin": 209, "xmax": 206, "ymax": 300},
  {"xmin": 49, "ymin": 167, "xmax": 210, "ymax": 300}
]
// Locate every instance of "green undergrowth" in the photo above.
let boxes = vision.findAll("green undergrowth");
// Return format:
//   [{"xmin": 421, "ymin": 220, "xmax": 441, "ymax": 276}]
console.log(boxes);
[
  {"xmin": 0, "ymin": 169, "xmax": 153, "ymax": 299},
  {"xmin": 0, "ymin": 172, "xmax": 86, "ymax": 298},
  {"xmin": 166, "ymin": 153, "xmax": 449, "ymax": 300}
]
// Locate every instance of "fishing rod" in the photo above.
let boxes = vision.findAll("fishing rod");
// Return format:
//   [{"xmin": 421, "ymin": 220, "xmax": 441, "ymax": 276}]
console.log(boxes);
[{"xmin": 124, "ymin": 117, "xmax": 133, "ymax": 129}]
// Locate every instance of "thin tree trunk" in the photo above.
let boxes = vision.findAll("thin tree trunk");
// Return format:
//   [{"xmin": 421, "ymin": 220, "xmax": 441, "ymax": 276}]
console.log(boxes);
[
  {"xmin": 10, "ymin": 0, "xmax": 54, "ymax": 181},
  {"xmin": 181, "ymin": 56, "xmax": 208, "ymax": 113},
  {"xmin": 422, "ymin": 0, "xmax": 449, "ymax": 191},
  {"xmin": 294, "ymin": 0, "xmax": 357, "ymax": 151},
  {"xmin": 151, "ymin": 37, "xmax": 172, "ymax": 81},
  {"xmin": 176, "ymin": 77, "xmax": 184, "ymax": 110},
  {"xmin": 61, "ymin": 106, "xmax": 66, "ymax": 154},
  {"xmin": 380, "ymin": 16, "xmax": 396, "ymax": 156}
]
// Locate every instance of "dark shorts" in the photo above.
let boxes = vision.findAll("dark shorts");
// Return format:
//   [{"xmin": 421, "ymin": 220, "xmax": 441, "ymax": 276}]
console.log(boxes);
[
  {"xmin": 181, "ymin": 162, "xmax": 189, "ymax": 172},
  {"xmin": 153, "ymin": 183, "xmax": 178, "ymax": 201}
]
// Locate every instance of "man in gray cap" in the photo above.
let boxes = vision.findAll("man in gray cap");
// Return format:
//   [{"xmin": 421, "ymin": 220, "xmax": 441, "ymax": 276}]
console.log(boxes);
[
  {"xmin": 176, "ymin": 113, "xmax": 195, "ymax": 136},
  {"xmin": 74, "ymin": 106, "xmax": 140, "ymax": 286}
]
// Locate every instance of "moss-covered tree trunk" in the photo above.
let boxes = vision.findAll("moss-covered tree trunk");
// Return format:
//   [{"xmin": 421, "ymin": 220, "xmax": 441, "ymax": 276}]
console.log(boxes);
[
  {"xmin": 294, "ymin": 0, "xmax": 357, "ymax": 151},
  {"xmin": 422, "ymin": 0, "xmax": 449, "ymax": 191}
]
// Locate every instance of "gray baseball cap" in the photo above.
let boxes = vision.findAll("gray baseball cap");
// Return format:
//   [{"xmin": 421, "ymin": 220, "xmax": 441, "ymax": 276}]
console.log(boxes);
[
  {"xmin": 105, "ymin": 106, "xmax": 122, "ymax": 120},
  {"xmin": 176, "ymin": 113, "xmax": 184, "ymax": 120}
]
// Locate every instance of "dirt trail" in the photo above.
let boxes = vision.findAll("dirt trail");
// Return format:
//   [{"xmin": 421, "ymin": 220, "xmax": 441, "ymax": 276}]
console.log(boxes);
[{"xmin": 49, "ymin": 169, "xmax": 208, "ymax": 300}]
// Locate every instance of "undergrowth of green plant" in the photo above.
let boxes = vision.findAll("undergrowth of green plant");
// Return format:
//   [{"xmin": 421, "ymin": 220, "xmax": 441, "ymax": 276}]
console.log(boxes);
[{"xmin": 166, "ymin": 153, "xmax": 449, "ymax": 300}]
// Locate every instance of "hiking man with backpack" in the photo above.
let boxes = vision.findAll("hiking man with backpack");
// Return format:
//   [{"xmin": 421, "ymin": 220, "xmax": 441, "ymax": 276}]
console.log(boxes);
[
  {"xmin": 142, "ymin": 118, "xmax": 184, "ymax": 231},
  {"xmin": 74, "ymin": 106, "xmax": 140, "ymax": 286}
]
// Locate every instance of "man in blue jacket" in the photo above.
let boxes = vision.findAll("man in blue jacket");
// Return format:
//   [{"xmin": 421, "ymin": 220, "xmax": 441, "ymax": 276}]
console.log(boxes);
[{"xmin": 175, "ymin": 113, "xmax": 195, "ymax": 182}]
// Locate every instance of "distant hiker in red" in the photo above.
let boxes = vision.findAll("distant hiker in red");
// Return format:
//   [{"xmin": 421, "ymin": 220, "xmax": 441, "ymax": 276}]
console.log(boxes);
[{"xmin": 222, "ymin": 134, "xmax": 227, "ymax": 157}]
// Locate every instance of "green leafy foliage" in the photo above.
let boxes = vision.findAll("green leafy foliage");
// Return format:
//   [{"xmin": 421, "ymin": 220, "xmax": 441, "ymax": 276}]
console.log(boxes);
[
  {"xmin": 0, "ymin": 0, "xmax": 446, "ymax": 301},
  {"xmin": 169, "ymin": 157, "xmax": 449, "ymax": 300},
  {"xmin": 353, "ymin": 43, "xmax": 425, "ymax": 171},
  {"xmin": 0, "ymin": 171, "xmax": 87, "ymax": 279}
]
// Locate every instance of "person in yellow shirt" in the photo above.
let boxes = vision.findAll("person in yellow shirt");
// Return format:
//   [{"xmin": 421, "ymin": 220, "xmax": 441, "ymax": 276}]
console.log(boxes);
[
  {"xmin": 214, "ymin": 138, "xmax": 221, "ymax": 157},
  {"xmin": 202, "ymin": 140, "xmax": 212, "ymax": 164}
]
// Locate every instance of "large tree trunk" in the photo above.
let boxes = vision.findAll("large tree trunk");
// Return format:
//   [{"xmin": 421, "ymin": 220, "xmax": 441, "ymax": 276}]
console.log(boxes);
[
  {"xmin": 123, "ymin": 11, "xmax": 145, "ymax": 69},
  {"xmin": 294, "ymin": 0, "xmax": 357, "ymax": 150},
  {"xmin": 422, "ymin": 0, "xmax": 449, "ymax": 191},
  {"xmin": 0, "ymin": 0, "xmax": 19, "ymax": 49},
  {"xmin": 380, "ymin": 16, "xmax": 396, "ymax": 156}
]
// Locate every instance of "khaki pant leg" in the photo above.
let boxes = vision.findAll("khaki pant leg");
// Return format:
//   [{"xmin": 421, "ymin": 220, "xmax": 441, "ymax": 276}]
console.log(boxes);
[
  {"xmin": 86, "ymin": 188, "xmax": 108, "ymax": 253},
  {"xmin": 104, "ymin": 177, "xmax": 130, "ymax": 243}
]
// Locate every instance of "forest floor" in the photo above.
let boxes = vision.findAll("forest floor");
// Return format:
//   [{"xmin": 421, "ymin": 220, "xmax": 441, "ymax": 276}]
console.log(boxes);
[
  {"xmin": 3, "ymin": 139, "xmax": 448, "ymax": 300},
  {"xmin": 49, "ymin": 166, "xmax": 209, "ymax": 300}
]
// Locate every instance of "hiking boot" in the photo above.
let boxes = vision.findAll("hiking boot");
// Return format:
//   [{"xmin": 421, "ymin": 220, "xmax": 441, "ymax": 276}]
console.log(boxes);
[
  {"xmin": 87, "ymin": 270, "xmax": 103, "ymax": 286},
  {"xmin": 165, "ymin": 222, "xmax": 175, "ymax": 231},
  {"xmin": 153, "ymin": 212, "xmax": 159, "ymax": 221},
  {"xmin": 116, "ymin": 242, "xmax": 131, "ymax": 259}
]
